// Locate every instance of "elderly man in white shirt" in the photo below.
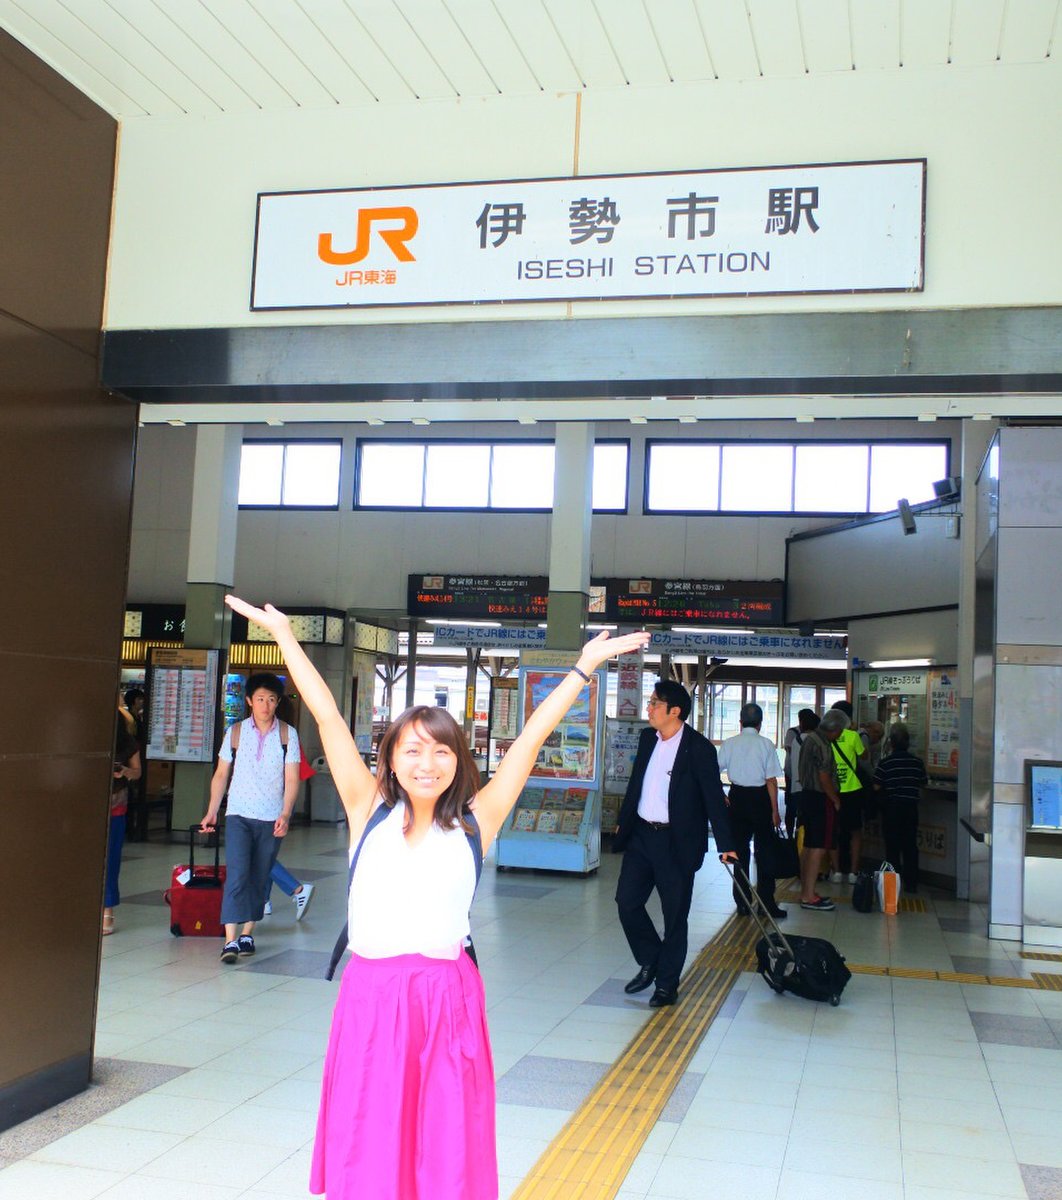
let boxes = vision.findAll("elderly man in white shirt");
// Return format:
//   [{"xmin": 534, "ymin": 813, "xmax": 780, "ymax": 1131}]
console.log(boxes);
[{"xmin": 718, "ymin": 702, "xmax": 787, "ymax": 919}]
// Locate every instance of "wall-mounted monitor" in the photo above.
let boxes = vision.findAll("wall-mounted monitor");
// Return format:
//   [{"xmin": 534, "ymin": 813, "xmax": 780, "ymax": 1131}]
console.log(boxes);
[{"xmin": 1025, "ymin": 760, "xmax": 1062, "ymax": 833}]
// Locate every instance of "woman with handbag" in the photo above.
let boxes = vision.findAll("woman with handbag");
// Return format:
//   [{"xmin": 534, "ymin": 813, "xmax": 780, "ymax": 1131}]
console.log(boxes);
[{"xmin": 103, "ymin": 718, "xmax": 142, "ymax": 935}]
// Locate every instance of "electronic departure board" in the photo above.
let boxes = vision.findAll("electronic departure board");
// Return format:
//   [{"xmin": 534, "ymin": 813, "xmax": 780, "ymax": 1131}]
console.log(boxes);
[
  {"xmin": 409, "ymin": 574, "xmax": 783, "ymax": 627},
  {"xmin": 408, "ymin": 575, "xmax": 551, "ymax": 620},
  {"xmin": 601, "ymin": 579, "xmax": 783, "ymax": 626}
]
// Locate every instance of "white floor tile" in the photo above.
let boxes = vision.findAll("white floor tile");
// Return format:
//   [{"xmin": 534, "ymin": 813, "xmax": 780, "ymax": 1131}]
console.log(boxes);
[
  {"xmin": 0, "ymin": 1161, "xmax": 124, "ymax": 1200},
  {"xmin": 902, "ymin": 1151, "xmax": 1027, "ymax": 1197},
  {"xmin": 30, "ymin": 1125, "xmax": 184, "ymax": 1172}
]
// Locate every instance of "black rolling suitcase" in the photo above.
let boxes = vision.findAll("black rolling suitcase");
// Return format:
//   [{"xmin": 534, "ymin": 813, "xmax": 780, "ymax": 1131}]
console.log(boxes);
[{"xmin": 727, "ymin": 863, "xmax": 851, "ymax": 1006}]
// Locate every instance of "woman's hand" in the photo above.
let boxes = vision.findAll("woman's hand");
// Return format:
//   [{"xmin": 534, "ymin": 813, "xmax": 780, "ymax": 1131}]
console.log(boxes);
[
  {"xmin": 574, "ymin": 629, "xmax": 650, "ymax": 674},
  {"xmin": 225, "ymin": 595, "xmax": 291, "ymax": 638}
]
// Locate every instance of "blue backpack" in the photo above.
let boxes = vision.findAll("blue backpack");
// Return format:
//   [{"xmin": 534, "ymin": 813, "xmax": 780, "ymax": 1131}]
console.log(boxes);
[{"xmin": 326, "ymin": 802, "xmax": 484, "ymax": 980}]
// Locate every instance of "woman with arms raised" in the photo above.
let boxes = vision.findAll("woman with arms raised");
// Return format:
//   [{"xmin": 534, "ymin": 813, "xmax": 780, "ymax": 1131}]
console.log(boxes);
[{"xmin": 225, "ymin": 595, "xmax": 648, "ymax": 1200}]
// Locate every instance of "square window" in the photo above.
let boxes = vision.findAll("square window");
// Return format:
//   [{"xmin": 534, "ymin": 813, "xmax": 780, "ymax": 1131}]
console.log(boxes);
[
  {"xmin": 358, "ymin": 443, "xmax": 425, "ymax": 507},
  {"xmin": 794, "ymin": 445, "xmax": 869, "ymax": 513},
  {"xmin": 647, "ymin": 444, "xmax": 720, "ymax": 511},
  {"xmin": 425, "ymin": 444, "xmax": 491, "ymax": 507},
  {"xmin": 491, "ymin": 444, "xmax": 555, "ymax": 508},
  {"xmin": 720, "ymin": 445, "xmax": 793, "ymax": 511}
]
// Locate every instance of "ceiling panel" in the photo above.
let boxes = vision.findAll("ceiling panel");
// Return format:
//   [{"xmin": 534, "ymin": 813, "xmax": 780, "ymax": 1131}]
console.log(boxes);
[
  {"xmin": 592, "ymin": 0, "xmax": 670, "ymax": 87},
  {"xmin": 998, "ymin": 0, "xmax": 1058, "ymax": 62},
  {"xmin": 798, "ymin": 0, "xmax": 852, "ymax": 73},
  {"xmin": 694, "ymin": 0, "xmax": 760, "ymax": 80},
  {"xmin": 849, "ymin": 0, "xmax": 900, "ymax": 71},
  {"xmin": 2, "ymin": 0, "xmax": 182, "ymax": 114},
  {"xmin": 491, "ymin": 0, "xmax": 584, "ymax": 91},
  {"xmin": 545, "ymin": 0, "xmax": 626, "ymax": 89},
  {"xmin": 747, "ymin": 0, "xmax": 806, "ymax": 76},
  {"xmin": 644, "ymin": 0, "xmax": 715, "ymax": 82},
  {"xmin": 198, "ymin": 0, "xmax": 337, "ymax": 108},
  {"xmin": 248, "ymin": 0, "xmax": 375, "ymax": 105},
  {"xmin": 444, "ymin": 0, "xmax": 539, "ymax": 94},
  {"xmin": 949, "ymin": 0, "xmax": 1006, "ymax": 66},
  {"xmin": 390, "ymin": 0, "xmax": 498, "ymax": 97},
  {"xmin": 152, "ymin": 0, "xmax": 301, "ymax": 110},
  {"xmin": 900, "ymin": 0, "xmax": 951, "ymax": 68},
  {"xmin": 295, "ymin": 0, "xmax": 414, "ymax": 103}
]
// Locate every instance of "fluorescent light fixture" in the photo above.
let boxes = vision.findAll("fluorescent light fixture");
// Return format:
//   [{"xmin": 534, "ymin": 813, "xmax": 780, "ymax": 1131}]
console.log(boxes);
[
  {"xmin": 586, "ymin": 623, "xmax": 618, "ymax": 631},
  {"xmin": 167, "ymin": 419, "xmax": 186, "ymax": 427},
  {"xmin": 425, "ymin": 619, "xmax": 501, "ymax": 628},
  {"xmin": 366, "ymin": 417, "xmax": 385, "ymax": 426},
  {"xmin": 677, "ymin": 415, "xmax": 697, "ymax": 424},
  {"xmin": 630, "ymin": 416, "xmax": 648, "ymax": 425},
  {"xmin": 411, "ymin": 417, "xmax": 431, "ymax": 426},
  {"xmin": 917, "ymin": 412, "xmax": 938, "ymax": 422},
  {"xmin": 868, "ymin": 658, "xmax": 934, "ymax": 668},
  {"xmin": 972, "ymin": 413, "xmax": 993, "ymax": 421},
  {"xmin": 265, "ymin": 418, "xmax": 284, "ymax": 427},
  {"xmin": 795, "ymin": 415, "xmax": 815, "ymax": 424}
]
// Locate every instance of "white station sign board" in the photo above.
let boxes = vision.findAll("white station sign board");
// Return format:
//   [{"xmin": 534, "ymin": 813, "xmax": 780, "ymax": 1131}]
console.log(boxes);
[{"xmin": 252, "ymin": 159, "xmax": 925, "ymax": 310}]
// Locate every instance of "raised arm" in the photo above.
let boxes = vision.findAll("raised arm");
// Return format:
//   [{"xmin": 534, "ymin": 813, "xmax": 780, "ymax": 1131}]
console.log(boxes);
[
  {"xmin": 224, "ymin": 596, "xmax": 376, "ymax": 823},
  {"xmin": 473, "ymin": 629, "xmax": 649, "ymax": 846}
]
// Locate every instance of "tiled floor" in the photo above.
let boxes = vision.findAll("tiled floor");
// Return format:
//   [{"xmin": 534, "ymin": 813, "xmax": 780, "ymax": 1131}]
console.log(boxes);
[{"xmin": 4, "ymin": 824, "xmax": 1062, "ymax": 1199}]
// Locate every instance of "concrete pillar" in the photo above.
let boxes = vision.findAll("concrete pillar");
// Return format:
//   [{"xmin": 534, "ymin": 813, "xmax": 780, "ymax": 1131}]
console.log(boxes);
[
  {"xmin": 171, "ymin": 426, "xmax": 241, "ymax": 832},
  {"xmin": 546, "ymin": 422, "xmax": 593, "ymax": 651}
]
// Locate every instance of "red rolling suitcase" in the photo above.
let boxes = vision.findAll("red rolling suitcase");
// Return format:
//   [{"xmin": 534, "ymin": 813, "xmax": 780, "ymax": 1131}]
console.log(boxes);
[{"xmin": 165, "ymin": 826, "xmax": 226, "ymax": 937}]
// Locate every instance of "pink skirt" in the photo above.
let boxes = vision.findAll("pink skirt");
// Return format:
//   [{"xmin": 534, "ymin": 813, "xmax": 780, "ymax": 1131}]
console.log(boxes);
[{"xmin": 310, "ymin": 951, "xmax": 497, "ymax": 1200}]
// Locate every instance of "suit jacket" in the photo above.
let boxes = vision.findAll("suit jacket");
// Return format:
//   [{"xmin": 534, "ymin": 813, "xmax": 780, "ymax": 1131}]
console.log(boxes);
[{"xmin": 613, "ymin": 724, "xmax": 734, "ymax": 874}]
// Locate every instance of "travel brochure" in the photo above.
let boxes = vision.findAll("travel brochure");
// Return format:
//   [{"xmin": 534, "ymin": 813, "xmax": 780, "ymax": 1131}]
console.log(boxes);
[
  {"xmin": 509, "ymin": 786, "xmax": 591, "ymax": 836},
  {"xmin": 524, "ymin": 669, "xmax": 599, "ymax": 782}
]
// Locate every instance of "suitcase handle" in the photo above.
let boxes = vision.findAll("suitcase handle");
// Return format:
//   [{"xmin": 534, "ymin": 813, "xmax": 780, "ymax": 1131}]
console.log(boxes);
[
  {"xmin": 186, "ymin": 824, "xmax": 221, "ymax": 879},
  {"xmin": 724, "ymin": 861, "xmax": 796, "ymax": 958}
]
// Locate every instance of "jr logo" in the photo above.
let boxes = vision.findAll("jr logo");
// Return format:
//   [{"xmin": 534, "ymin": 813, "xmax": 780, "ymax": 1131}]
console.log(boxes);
[{"xmin": 318, "ymin": 206, "xmax": 418, "ymax": 265}]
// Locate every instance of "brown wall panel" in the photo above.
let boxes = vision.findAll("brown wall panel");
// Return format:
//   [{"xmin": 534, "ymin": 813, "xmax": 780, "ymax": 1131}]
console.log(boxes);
[
  {"xmin": 0, "ymin": 28, "xmax": 127, "ymax": 1129},
  {"xmin": 0, "ymin": 33, "xmax": 116, "ymax": 354}
]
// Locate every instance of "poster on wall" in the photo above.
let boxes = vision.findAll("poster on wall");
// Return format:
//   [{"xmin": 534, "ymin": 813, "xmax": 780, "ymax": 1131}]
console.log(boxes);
[
  {"xmin": 146, "ymin": 648, "xmax": 219, "ymax": 763},
  {"xmin": 926, "ymin": 669, "xmax": 960, "ymax": 777},
  {"xmin": 523, "ymin": 668, "xmax": 600, "ymax": 784},
  {"xmin": 604, "ymin": 719, "xmax": 647, "ymax": 792}
]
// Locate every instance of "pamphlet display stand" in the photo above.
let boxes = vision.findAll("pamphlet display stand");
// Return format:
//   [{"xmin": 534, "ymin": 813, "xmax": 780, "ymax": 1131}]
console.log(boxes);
[{"xmin": 496, "ymin": 652, "xmax": 606, "ymax": 875}]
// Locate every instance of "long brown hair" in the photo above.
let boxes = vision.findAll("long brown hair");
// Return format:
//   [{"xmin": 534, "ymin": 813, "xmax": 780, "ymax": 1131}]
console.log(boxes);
[{"xmin": 375, "ymin": 706, "xmax": 479, "ymax": 833}]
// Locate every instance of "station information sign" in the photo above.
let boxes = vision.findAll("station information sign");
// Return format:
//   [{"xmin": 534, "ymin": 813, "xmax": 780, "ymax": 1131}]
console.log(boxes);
[
  {"xmin": 408, "ymin": 575, "xmax": 550, "ymax": 620},
  {"xmin": 600, "ymin": 579, "xmax": 783, "ymax": 626},
  {"xmin": 409, "ymin": 575, "xmax": 783, "ymax": 627}
]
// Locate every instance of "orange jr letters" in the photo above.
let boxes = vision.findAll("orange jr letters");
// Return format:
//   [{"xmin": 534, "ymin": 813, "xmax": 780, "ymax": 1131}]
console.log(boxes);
[{"xmin": 318, "ymin": 206, "xmax": 418, "ymax": 265}]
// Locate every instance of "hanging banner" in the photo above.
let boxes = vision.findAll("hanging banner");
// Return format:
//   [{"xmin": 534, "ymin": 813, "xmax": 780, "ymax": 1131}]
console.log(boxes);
[{"xmin": 252, "ymin": 159, "xmax": 925, "ymax": 310}]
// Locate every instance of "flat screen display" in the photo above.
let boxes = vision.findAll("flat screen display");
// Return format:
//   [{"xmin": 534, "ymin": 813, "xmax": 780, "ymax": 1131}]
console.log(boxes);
[{"xmin": 1026, "ymin": 760, "xmax": 1062, "ymax": 832}]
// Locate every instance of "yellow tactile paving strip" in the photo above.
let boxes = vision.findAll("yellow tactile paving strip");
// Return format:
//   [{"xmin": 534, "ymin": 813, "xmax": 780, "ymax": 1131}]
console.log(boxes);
[
  {"xmin": 510, "ymin": 904, "xmax": 1062, "ymax": 1200},
  {"xmin": 509, "ymin": 914, "xmax": 754, "ymax": 1200}
]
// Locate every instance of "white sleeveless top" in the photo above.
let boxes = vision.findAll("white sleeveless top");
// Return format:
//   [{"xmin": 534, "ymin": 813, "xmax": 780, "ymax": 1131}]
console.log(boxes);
[{"xmin": 347, "ymin": 801, "xmax": 477, "ymax": 961}]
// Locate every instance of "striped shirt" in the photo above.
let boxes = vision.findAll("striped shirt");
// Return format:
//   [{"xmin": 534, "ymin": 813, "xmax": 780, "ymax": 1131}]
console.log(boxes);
[{"xmin": 874, "ymin": 751, "xmax": 927, "ymax": 805}]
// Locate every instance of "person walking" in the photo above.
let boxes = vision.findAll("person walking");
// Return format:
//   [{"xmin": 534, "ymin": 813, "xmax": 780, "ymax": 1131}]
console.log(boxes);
[
  {"xmin": 199, "ymin": 672, "xmax": 300, "ymax": 963},
  {"xmin": 718, "ymin": 702, "xmax": 787, "ymax": 920},
  {"xmin": 613, "ymin": 679, "xmax": 738, "ymax": 1009},
  {"xmin": 224, "ymin": 593, "xmax": 648, "ymax": 1200}
]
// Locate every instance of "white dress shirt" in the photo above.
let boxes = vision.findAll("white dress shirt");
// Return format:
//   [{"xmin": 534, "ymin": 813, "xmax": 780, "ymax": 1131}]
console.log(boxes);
[
  {"xmin": 718, "ymin": 727, "xmax": 783, "ymax": 788},
  {"xmin": 637, "ymin": 728, "xmax": 683, "ymax": 822}
]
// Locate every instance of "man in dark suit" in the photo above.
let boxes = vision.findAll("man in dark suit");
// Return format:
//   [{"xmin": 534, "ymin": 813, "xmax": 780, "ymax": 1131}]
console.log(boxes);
[{"xmin": 613, "ymin": 680, "xmax": 737, "ymax": 1007}]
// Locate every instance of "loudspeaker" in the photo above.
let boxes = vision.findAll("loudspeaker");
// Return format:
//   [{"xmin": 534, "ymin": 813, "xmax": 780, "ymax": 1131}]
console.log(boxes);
[
  {"xmin": 898, "ymin": 499, "xmax": 917, "ymax": 535},
  {"xmin": 932, "ymin": 476, "xmax": 961, "ymax": 500}
]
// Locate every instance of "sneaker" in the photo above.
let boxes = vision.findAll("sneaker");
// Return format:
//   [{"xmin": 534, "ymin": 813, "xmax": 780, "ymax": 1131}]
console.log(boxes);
[
  {"xmin": 800, "ymin": 896, "xmax": 836, "ymax": 911},
  {"xmin": 236, "ymin": 935, "xmax": 255, "ymax": 956},
  {"xmin": 847, "ymin": 873, "xmax": 858, "ymax": 884},
  {"xmin": 220, "ymin": 940, "xmax": 240, "ymax": 964},
  {"xmin": 829, "ymin": 871, "xmax": 843, "ymax": 884},
  {"xmin": 263, "ymin": 901, "xmax": 272, "ymax": 916},
  {"xmin": 294, "ymin": 883, "xmax": 315, "ymax": 922}
]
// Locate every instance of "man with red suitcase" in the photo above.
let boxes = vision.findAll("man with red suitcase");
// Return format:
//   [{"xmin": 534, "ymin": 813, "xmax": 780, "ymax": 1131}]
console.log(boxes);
[{"xmin": 200, "ymin": 673, "xmax": 301, "ymax": 963}]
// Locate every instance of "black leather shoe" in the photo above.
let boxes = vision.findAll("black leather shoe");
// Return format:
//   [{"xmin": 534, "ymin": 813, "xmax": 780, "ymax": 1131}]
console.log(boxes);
[
  {"xmin": 624, "ymin": 965, "xmax": 656, "ymax": 994},
  {"xmin": 735, "ymin": 905, "xmax": 751, "ymax": 916},
  {"xmin": 766, "ymin": 906, "xmax": 788, "ymax": 920},
  {"xmin": 648, "ymin": 987, "xmax": 677, "ymax": 1008}
]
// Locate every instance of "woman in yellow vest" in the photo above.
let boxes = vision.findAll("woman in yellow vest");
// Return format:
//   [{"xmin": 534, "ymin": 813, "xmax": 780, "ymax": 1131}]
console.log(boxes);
[{"xmin": 828, "ymin": 700, "xmax": 869, "ymax": 883}]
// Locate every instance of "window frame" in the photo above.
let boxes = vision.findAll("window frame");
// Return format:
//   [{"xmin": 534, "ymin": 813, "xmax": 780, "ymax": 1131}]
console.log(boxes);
[
  {"xmin": 353, "ymin": 437, "xmax": 630, "ymax": 514},
  {"xmin": 237, "ymin": 438, "xmax": 344, "ymax": 511},
  {"xmin": 643, "ymin": 437, "xmax": 950, "ymax": 517}
]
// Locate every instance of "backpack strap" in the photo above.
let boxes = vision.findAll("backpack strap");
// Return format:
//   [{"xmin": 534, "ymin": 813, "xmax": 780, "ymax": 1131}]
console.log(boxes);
[
  {"xmin": 230, "ymin": 719, "xmax": 289, "ymax": 757},
  {"xmin": 325, "ymin": 804, "xmax": 485, "ymax": 981}
]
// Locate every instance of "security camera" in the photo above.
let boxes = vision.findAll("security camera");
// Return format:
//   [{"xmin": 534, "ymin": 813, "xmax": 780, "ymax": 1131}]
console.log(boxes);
[{"xmin": 898, "ymin": 499, "xmax": 917, "ymax": 535}]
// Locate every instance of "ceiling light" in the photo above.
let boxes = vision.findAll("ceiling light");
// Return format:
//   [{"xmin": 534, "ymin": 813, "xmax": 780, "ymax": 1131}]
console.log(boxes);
[
  {"xmin": 167, "ymin": 419, "xmax": 186, "ymax": 427},
  {"xmin": 972, "ymin": 413, "xmax": 993, "ymax": 421},
  {"xmin": 411, "ymin": 417, "xmax": 430, "ymax": 426},
  {"xmin": 677, "ymin": 415, "xmax": 697, "ymax": 424},
  {"xmin": 265, "ymin": 418, "xmax": 284, "ymax": 427},
  {"xmin": 796, "ymin": 415, "xmax": 815, "ymax": 424},
  {"xmin": 425, "ymin": 619, "xmax": 500, "ymax": 628},
  {"xmin": 629, "ymin": 416, "xmax": 648, "ymax": 425},
  {"xmin": 518, "ymin": 416, "xmax": 537, "ymax": 425},
  {"xmin": 917, "ymin": 412, "xmax": 938, "ymax": 422},
  {"xmin": 366, "ymin": 417, "xmax": 385, "ymax": 426}
]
